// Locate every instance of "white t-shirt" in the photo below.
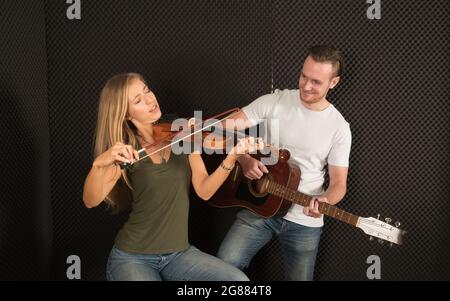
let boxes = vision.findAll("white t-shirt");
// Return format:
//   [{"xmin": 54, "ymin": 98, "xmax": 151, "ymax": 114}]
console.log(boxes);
[{"xmin": 242, "ymin": 89, "xmax": 352, "ymax": 227}]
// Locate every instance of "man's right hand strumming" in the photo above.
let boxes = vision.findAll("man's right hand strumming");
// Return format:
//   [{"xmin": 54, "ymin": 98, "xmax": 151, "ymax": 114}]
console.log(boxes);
[{"xmin": 237, "ymin": 154, "xmax": 269, "ymax": 180}]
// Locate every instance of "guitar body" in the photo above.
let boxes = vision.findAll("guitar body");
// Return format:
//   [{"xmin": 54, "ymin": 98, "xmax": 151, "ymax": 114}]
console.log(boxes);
[{"xmin": 205, "ymin": 149, "xmax": 300, "ymax": 217}]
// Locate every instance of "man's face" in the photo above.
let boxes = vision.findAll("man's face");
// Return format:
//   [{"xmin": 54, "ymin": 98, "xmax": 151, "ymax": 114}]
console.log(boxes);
[{"xmin": 299, "ymin": 56, "xmax": 340, "ymax": 104}]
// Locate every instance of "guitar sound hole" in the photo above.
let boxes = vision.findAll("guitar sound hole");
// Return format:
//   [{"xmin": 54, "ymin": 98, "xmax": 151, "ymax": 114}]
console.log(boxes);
[
  {"xmin": 235, "ymin": 175, "xmax": 271, "ymax": 206},
  {"xmin": 248, "ymin": 175, "xmax": 270, "ymax": 197}
]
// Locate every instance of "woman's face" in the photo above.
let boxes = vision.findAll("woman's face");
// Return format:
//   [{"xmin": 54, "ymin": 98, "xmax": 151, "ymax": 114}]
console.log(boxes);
[{"xmin": 127, "ymin": 79, "xmax": 161, "ymax": 125}]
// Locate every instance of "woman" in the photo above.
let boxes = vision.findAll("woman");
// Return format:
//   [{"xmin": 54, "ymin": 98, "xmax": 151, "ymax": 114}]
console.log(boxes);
[{"xmin": 83, "ymin": 73, "xmax": 261, "ymax": 281}]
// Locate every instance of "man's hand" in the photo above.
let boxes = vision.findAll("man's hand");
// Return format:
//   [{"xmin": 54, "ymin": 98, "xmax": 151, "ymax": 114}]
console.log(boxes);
[
  {"xmin": 303, "ymin": 196, "xmax": 329, "ymax": 218},
  {"xmin": 238, "ymin": 154, "xmax": 269, "ymax": 180}
]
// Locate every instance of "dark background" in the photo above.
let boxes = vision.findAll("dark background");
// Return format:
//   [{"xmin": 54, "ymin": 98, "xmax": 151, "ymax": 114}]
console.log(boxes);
[{"xmin": 1, "ymin": 0, "xmax": 449, "ymax": 280}]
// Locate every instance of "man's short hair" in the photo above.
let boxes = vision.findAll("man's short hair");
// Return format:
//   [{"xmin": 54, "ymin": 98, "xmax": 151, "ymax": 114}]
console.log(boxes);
[{"xmin": 306, "ymin": 45, "xmax": 344, "ymax": 77}]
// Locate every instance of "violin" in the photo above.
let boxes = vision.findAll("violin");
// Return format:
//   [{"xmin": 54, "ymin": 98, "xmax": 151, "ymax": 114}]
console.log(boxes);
[{"xmin": 120, "ymin": 108, "xmax": 244, "ymax": 169}]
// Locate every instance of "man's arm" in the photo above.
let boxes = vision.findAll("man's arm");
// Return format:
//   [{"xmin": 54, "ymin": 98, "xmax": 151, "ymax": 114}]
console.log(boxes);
[
  {"xmin": 222, "ymin": 109, "xmax": 253, "ymax": 131},
  {"xmin": 222, "ymin": 109, "xmax": 269, "ymax": 179},
  {"xmin": 323, "ymin": 164, "xmax": 348, "ymax": 205},
  {"xmin": 304, "ymin": 164, "xmax": 348, "ymax": 217}
]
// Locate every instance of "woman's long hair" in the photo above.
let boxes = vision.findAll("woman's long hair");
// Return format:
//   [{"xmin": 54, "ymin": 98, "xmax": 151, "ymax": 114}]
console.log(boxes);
[{"xmin": 93, "ymin": 73, "xmax": 145, "ymax": 212}]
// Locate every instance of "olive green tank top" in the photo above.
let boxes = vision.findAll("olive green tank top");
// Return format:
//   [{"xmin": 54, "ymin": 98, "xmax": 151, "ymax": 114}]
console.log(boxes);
[{"xmin": 114, "ymin": 151, "xmax": 191, "ymax": 254}]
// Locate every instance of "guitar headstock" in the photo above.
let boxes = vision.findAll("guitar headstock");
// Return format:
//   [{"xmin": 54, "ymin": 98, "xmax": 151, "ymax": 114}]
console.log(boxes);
[{"xmin": 357, "ymin": 214, "xmax": 406, "ymax": 246}]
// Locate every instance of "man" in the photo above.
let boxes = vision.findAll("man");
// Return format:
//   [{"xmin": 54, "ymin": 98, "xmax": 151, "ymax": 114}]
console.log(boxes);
[{"xmin": 217, "ymin": 45, "xmax": 352, "ymax": 280}]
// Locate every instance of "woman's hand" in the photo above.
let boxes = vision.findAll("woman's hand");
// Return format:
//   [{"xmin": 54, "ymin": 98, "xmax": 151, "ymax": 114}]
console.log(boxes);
[
  {"xmin": 230, "ymin": 136, "xmax": 265, "ymax": 157},
  {"xmin": 92, "ymin": 142, "xmax": 140, "ymax": 168}
]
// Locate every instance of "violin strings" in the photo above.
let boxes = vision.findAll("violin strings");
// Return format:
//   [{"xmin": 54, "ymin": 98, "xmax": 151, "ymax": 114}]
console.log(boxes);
[{"xmin": 131, "ymin": 111, "xmax": 240, "ymax": 165}]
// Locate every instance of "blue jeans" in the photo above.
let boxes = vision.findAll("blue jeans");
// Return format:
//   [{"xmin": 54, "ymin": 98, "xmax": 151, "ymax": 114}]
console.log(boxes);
[
  {"xmin": 217, "ymin": 209, "xmax": 321, "ymax": 281},
  {"xmin": 106, "ymin": 244, "xmax": 249, "ymax": 281}
]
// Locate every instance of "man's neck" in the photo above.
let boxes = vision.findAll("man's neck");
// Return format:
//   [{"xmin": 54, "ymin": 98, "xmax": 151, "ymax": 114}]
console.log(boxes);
[{"xmin": 300, "ymin": 98, "xmax": 330, "ymax": 112}]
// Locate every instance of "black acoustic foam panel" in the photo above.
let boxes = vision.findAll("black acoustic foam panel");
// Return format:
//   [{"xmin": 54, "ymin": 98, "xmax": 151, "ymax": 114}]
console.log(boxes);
[{"xmin": 0, "ymin": 0, "xmax": 52, "ymax": 280}]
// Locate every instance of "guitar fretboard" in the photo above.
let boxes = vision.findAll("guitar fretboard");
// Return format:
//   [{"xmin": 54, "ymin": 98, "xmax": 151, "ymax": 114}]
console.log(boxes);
[{"xmin": 267, "ymin": 180, "xmax": 359, "ymax": 226}]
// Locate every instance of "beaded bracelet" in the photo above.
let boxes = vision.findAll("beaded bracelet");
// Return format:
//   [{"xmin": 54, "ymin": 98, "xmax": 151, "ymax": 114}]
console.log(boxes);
[{"xmin": 220, "ymin": 161, "xmax": 234, "ymax": 171}]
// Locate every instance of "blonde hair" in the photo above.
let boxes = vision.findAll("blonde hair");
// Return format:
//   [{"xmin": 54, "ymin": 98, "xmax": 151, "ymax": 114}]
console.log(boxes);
[{"xmin": 93, "ymin": 73, "xmax": 145, "ymax": 211}]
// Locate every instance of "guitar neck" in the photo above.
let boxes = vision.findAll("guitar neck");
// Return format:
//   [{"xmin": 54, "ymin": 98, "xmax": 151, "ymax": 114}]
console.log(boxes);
[{"xmin": 267, "ymin": 180, "xmax": 359, "ymax": 227}]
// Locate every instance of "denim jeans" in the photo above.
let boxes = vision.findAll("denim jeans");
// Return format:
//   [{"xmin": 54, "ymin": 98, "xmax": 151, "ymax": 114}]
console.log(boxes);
[
  {"xmin": 106, "ymin": 244, "xmax": 249, "ymax": 281},
  {"xmin": 217, "ymin": 209, "xmax": 321, "ymax": 281}
]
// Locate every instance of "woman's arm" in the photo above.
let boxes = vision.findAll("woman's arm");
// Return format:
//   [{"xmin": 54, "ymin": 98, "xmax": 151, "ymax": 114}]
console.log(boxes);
[
  {"xmin": 188, "ymin": 152, "xmax": 237, "ymax": 201},
  {"xmin": 83, "ymin": 164, "xmax": 121, "ymax": 208},
  {"xmin": 188, "ymin": 137, "xmax": 263, "ymax": 201},
  {"xmin": 82, "ymin": 142, "xmax": 139, "ymax": 208}
]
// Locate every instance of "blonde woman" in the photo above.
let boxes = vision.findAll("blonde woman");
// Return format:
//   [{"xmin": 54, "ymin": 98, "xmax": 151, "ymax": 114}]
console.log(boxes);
[{"xmin": 83, "ymin": 73, "xmax": 261, "ymax": 281}]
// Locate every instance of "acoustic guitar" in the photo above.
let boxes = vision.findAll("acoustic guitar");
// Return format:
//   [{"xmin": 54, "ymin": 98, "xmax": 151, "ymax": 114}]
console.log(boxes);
[{"xmin": 206, "ymin": 149, "xmax": 406, "ymax": 246}]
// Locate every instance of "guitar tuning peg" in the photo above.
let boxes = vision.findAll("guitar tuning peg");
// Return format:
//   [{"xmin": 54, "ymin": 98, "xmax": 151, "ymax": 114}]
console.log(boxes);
[
  {"xmin": 378, "ymin": 239, "xmax": 384, "ymax": 244},
  {"xmin": 385, "ymin": 217, "xmax": 392, "ymax": 224},
  {"xmin": 395, "ymin": 221, "xmax": 401, "ymax": 227},
  {"xmin": 376, "ymin": 213, "xmax": 381, "ymax": 220}
]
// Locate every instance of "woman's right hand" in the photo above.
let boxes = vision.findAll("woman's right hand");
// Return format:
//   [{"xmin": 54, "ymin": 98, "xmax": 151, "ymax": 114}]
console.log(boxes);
[{"xmin": 92, "ymin": 142, "xmax": 140, "ymax": 168}]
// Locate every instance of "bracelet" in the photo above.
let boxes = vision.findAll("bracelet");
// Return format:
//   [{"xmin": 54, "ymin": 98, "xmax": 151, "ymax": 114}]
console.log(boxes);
[{"xmin": 220, "ymin": 161, "xmax": 235, "ymax": 172}]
